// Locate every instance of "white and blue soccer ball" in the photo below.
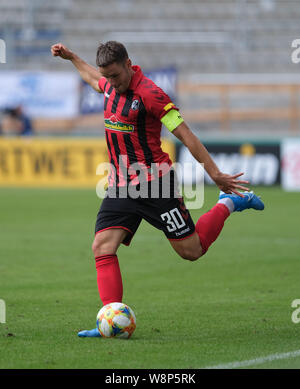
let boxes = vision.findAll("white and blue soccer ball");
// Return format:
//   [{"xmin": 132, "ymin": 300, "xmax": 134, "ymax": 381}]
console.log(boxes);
[{"xmin": 96, "ymin": 302, "xmax": 136, "ymax": 339}]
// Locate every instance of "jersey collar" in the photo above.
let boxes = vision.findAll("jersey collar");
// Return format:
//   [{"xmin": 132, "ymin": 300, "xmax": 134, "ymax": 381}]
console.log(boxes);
[{"xmin": 128, "ymin": 65, "xmax": 143, "ymax": 91}]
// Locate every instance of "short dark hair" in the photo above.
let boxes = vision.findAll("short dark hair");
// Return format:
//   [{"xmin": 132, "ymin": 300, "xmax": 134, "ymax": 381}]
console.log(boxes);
[{"xmin": 96, "ymin": 41, "xmax": 129, "ymax": 67}]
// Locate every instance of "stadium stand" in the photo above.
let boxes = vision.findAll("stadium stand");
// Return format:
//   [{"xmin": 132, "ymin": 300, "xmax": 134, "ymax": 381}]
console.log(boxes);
[
  {"xmin": 1, "ymin": 0, "xmax": 299, "ymax": 74},
  {"xmin": 1, "ymin": 0, "xmax": 299, "ymax": 135},
  {"xmin": 62, "ymin": 0, "xmax": 299, "ymax": 74},
  {"xmin": 0, "ymin": 0, "xmax": 71, "ymax": 69}
]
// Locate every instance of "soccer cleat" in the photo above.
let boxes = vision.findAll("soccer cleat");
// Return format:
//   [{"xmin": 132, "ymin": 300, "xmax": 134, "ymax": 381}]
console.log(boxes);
[
  {"xmin": 219, "ymin": 191, "xmax": 264, "ymax": 212},
  {"xmin": 77, "ymin": 328, "xmax": 101, "ymax": 337}
]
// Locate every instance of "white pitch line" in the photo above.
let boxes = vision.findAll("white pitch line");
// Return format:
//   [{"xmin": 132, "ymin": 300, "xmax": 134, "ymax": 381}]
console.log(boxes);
[{"xmin": 203, "ymin": 349, "xmax": 300, "ymax": 369}]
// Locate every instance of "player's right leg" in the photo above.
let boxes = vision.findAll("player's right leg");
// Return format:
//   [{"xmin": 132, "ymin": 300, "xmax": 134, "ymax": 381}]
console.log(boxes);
[
  {"xmin": 78, "ymin": 228, "xmax": 127, "ymax": 338},
  {"xmin": 92, "ymin": 228, "xmax": 128, "ymax": 307},
  {"xmin": 78, "ymin": 196, "xmax": 141, "ymax": 338},
  {"xmin": 92, "ymin": 227, "xmax": 128, "ymax": 256}
]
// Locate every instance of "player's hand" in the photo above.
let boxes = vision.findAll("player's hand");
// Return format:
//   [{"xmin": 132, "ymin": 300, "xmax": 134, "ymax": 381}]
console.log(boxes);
[
  {"xmin": 213, "ymin": 172, "xmax": 250, "ymax": 197},
  {"xmin": 51, "ymin": 43, "xmax": 74, "ymax": 60}
]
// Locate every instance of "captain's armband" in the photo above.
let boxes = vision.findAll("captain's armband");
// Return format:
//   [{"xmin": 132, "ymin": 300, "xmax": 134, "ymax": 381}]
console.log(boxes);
[{"xmin": 160, "ymin": 109, "xmax": 184, "ymax": 132}]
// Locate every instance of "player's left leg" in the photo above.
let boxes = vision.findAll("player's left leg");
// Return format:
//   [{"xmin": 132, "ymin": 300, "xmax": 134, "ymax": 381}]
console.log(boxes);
[
  {"xmin": 169, "ymin": 191, "xmax": 265, "ymax": 261},
  {"xmin": 169, "ymin": 200, "xmax": 230, "ymax": 260},
  {"xmin": 139, "ymin": 185, "xmax": 228, "ymax": 261},
  {"xmin": 169, "ymin": 232, "xmax": 202, "ymax": 261}
]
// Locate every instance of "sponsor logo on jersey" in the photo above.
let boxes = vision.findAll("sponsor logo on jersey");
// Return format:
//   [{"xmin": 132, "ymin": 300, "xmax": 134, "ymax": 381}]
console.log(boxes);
[{"xmin": 105, "ymin": 115, "xmax": 134, "ymax": 133}]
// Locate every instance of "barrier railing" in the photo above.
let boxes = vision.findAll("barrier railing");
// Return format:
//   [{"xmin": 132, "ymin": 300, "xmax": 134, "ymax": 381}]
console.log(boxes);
[
  {"xmin": 3, "ymin": 83, "xmax": 299, "ymax": 135},
  {"xmin": 178, "ymin": 82, "xmax": 300, "ymax": 133}
]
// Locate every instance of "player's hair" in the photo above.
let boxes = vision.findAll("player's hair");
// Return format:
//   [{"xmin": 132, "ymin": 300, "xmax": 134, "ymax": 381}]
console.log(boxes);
[{"xmin": 96, "ymin": 41, "xmax": 129, "ymax": 67}]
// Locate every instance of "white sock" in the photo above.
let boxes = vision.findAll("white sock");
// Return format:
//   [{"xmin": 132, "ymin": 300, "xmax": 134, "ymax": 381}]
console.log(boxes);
[{"xmin": 217, "ymin": 197, "xmax": 235, "ymax": 213}]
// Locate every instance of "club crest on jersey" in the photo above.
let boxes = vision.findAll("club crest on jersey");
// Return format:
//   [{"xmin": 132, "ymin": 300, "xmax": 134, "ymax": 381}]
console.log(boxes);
[
  {"xmin": 105, "ymin": 115, "xmax": 134, "ymax": 133},
  {"xmin": 131, "ymin": 99, "xmax": 139, "ymax": 111}
]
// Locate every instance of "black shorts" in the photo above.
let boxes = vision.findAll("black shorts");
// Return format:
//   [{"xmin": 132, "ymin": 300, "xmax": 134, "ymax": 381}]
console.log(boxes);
[{"xmin": 95, "ymin": 171, "xmax": 195, "ymax": 245}]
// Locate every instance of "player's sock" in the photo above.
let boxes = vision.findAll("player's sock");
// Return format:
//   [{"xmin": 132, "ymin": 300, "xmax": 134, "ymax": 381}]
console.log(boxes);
[
  {"xmin": 217, "ymin": 197, "xmax": 235, "ymax": 213},
  {"xmin": 78, "ymin": 254, "xmax": 123, "ymax": 338},
  {"xmin": 195, "ymin": 203, "xmax": 230, "ymax": 256},
  {"xmin": 95, "ymin": 254, "xmax": 123, "ymax": 306}
]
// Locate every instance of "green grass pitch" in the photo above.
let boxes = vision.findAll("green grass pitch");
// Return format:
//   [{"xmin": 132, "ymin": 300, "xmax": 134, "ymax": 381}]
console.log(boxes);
[{"xmin": 0, "ymin": 186, "xmax": 299, "ymax": 369}]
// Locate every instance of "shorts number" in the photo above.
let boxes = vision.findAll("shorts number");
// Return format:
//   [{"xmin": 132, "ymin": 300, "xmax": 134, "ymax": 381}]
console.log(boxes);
[{"xmin": 161, "ymin": 208, "xmax": 186, "ymax": 232}]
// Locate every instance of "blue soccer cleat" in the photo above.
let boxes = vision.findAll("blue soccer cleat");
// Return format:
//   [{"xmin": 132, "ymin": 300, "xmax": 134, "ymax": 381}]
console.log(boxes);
[
  {"xmin": 77, "ymin": 328, "xmax": 101, "ymax": 337},
  {"xmin": 219, "ymin": 191, "xmax": 264, "ymax": 212}
]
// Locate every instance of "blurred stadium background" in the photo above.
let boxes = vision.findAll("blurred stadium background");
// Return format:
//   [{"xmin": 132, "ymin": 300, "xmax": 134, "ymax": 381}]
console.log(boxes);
[{"xmin": 0, "ymin": 0, "xmax": 299, "ymax": 190}]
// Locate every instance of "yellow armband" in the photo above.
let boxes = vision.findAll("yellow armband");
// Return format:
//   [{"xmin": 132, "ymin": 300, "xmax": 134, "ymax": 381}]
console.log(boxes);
[{"xmin": 161, "ymin": 109, "xmax": 184, "ymax": 132}]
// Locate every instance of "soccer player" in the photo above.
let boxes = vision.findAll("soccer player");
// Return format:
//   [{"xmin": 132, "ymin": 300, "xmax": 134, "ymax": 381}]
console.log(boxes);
[{"xmin": 51, "ymin": 41, "xmax": 264, "ymax": 337}]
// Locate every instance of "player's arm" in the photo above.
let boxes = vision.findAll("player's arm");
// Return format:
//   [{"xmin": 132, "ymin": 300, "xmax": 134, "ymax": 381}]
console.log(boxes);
[
  {"xmin": 51, "ymin": 43, "xmax": 102, "ymax": 93},
  {"xmin": 162, "ymin": 111, "xmax": 249, "ymax": 195}
]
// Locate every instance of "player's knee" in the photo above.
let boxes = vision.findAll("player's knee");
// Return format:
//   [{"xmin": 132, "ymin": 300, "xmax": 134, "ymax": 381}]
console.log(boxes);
[
  {"xmin": 180, "ymin": 247, "xmax": 202, "ymax": 262},
  {"xmin": 92, "ymin": 234, "xmax": 116, "ymax": 256}
]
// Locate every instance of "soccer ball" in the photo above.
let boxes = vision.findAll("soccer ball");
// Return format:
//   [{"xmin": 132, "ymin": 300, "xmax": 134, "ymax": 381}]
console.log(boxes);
[{"xmin": 96, "ymin": 302, "xmax": 136, "ymax": 339}]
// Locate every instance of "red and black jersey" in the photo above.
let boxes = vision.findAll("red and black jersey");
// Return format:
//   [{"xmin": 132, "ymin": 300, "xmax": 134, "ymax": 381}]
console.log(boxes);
[{"xmin": 98, "ymin": 65, "xmax": 179, "ymax": 187}]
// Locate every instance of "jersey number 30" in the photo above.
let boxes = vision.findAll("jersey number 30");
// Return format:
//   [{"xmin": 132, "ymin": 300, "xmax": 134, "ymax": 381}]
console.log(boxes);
[{"xmin": 160, "ymin": 208, "xmax": 186, "ymax": 232}]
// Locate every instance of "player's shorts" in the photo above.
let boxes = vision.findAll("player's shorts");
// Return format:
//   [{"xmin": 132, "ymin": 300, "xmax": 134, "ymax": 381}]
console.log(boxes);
[{"xmin": 95, "ymin": 169, "xmax": 195, "ymax": 245}]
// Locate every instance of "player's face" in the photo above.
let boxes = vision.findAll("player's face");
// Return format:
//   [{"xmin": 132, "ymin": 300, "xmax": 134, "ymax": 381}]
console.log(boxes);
[{"xmin": 99, "ymin": 59, "xmax": 133, "ymax": 94}]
